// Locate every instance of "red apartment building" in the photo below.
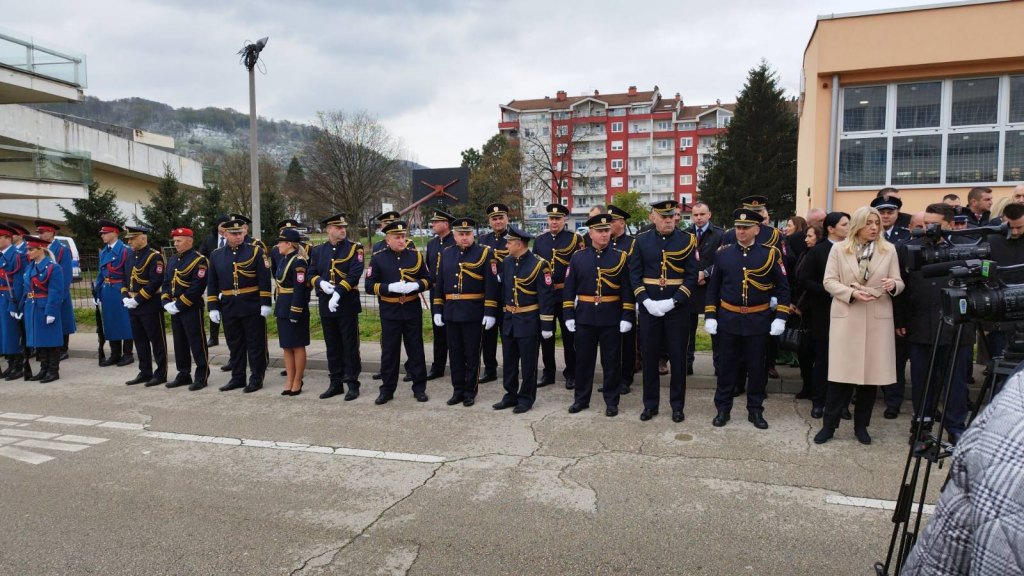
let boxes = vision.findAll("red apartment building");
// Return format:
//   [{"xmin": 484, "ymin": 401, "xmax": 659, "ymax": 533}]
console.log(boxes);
[{"xmin": 499, "ymin": 86, "xmax": 734, "ymax": 221}]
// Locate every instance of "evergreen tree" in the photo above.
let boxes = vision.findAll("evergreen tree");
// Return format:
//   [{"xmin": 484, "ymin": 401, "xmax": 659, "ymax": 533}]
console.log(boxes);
[
  {"xmin": 195, "ymin": 182, "xmax": 226, "ymax": 237},
  {"xmin": 699, "ymin": 60, "xmax": 798, "ymax": 227},
  {"xmin": 140, "ymin": 165, "xmax": 198, "ymax": 247},
  {"xmin": 259, "ymin": 187, "xmax": 289, "ymax": 241},
  {"xmin": 57, "ymin": 180, "xmax": 127, "ymax": 258},
  {"xmin": 282, "ymin": 156, "xmax": 307, "ymax": 222}
]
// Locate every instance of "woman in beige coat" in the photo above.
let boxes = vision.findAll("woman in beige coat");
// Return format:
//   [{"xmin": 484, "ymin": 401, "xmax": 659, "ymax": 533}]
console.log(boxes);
[{"xmin": 813, "ymin": 206, "xmax": 905, "ymax": 445}]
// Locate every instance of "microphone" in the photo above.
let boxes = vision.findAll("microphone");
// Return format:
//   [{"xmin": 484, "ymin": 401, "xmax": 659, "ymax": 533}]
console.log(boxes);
[{"xmin": 921, "ymin": 260, "xmax": 967, "ymax": 278}]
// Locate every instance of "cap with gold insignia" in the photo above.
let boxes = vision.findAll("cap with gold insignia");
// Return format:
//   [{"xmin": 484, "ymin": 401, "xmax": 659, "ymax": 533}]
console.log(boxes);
[
  {"xmin": 506, "ymin": 225, "xmax": 533, "ymax": 243},
  {"xmin": 382, "ymin": 220, "xmax": 410, "ymax": 235},
  {"xmin": 733, "ymin": 208, "xmax": 762, "ymax": 227},
  {"xmin": 34, "ymin": 219, "xmax": 61, "ymax": 233},
  {"xmin": 98, "ymin": 219, "xmax": 124, "ymax": 235},
  {"xmin": 651, "ymin": 200, "xmax": 679, "ymax": 216},
  {"xmin": 585, "ymin": 214, "xmax": 613, "ymax": 230},
  {"xmin": 277, "ymin": 227, "xmax": 303, "ymax": 243},
  {"xmin": 870, "ymin": 196, "xmax": 901, "ymax": 211},
  {"xmin": 228, "ymin": 213, "xmax": 252, "ymax": 225},
  {"xmin": 545, "ymin": 203, "xmax": 569, "ymax": 218},
  {"xmin": 124, "ymin": 225, "xmax": 151, "ymax": 239},
  {"xmin": 429, "ymin": 209, "xmax": 454, "ymax": 223},
  {"xmin": 376, "ymin": 211, "xmax": 400, "ymax": 225},
  {"xmin": 222, "ymin": 218, "xmax": 247, "ymax": 233},
  {"xmin": 607, "ymin": 205, "xmax": 630, "ymax": 221},
  {"xmin": 170, "ymin": 227, "xmax": 193, "ymax": 238},
  {"xmin": 741, "ymin": 195, "xmax": 769, "ymax": 210},
  {"xmin": 321, "ymin": 213, "xmax": 348, "ymax": 228},
  {"xmin": 452, "ymin": 217, "xmax": 476, "ymax": 232},
  {"xmin": 486, "ymin": 203, "xmax": 509, "ymax": 218},
  {"xmin": 276, "ymin": 218, "xmax": 301, "ymax": 231}
]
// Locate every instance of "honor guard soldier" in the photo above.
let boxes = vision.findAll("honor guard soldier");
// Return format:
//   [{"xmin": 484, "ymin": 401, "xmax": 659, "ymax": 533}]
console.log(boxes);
[
  {"xmin": 533, "ymin": 203, "xmax": 583, "ymax": 389},
  {"xmin": 269, "ymin": 219, "xmax": 303, "ymax": 276},
  {"xmin": 273, "ymin": 227, "xmax": 311, "ymax": 396},
  {"xmin": 217, "ymin": 213, "xmax": 270, "ymax": 375},
  {"xmin": 478, "ymin": 202, "xmax": 510, "ymax": 384},
  {"xmin": 607, "ymin": 204, "xmax": 638, "ymax": 393},
  {"xmin": 629, "ymin": 200, "xmax": 699, "ymax": 422},
  {"xmin": 6, "ymin": 221, "xmax": 32, "ymax": 378},
  {"xmin": 94, "ymin": 219, "xmax": 135, "ymax": 367},
  {"xmin": 35, "ymin": 220, "xmax": 76, "ymax": 359},
  {"xmin": 308, "ymin": 213, "xmax": 364, "ymax": 401},
  {"xmin": 0, "ymin": 225, "xmax": 26, "ymax": 379},
  {"xmin": 492, "ymin": 226, "xmax": 555, "ymax": 414},
  {"xmin": 161, "ymin": 227, "xmax": 209, "ymax": 391},
  {"xmin": 6, "ymin": 221, "xmax": 29, "ymax": 255},
  {"xmin": 425, "ymin": 208, "xmax": 455, "ymax": 381},
  {"xmin": 564, "ymin": 214, "xmax": 635, "ymax": 417},
  {"xmin": 365, "ymin": 220, "xmax": 431, "ymax": 404},
  {"xmin": 121, "ymin": 226, "xmax": 168, "ymax": 387},
  {"xmin": 704, "ymin": 208, "xmax": 790, "ymax": 430},
  {"xmin": 432, "ymin": 217, "xmax": 499, "ymax": 407},
  {"xmin": 372, "ymin": 211, "xmax": 402, "ymax": 253},
  {"xmin": 207, "ymin": 217, "xmax": 272, "ymax": 393},
  {"xmin": 198, "ymin": 214, "xmax": 229, "ymax": 348},
  {"xmin": 19, "ymin": 235, "xmax": 65, "ymax": 382}
]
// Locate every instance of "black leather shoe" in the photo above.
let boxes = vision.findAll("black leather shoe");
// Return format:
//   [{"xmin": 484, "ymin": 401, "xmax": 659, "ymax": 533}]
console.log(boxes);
[
  {"xmin": 564, "ymin": 378, "xmax": 575, "ymax": 390},
  {"xmin": 539, "ymin": 373, "xmax": 555, "ymax": 387},
  {"xmin": 188, "ymin": 381, "xmax": 207, "ymax": 391},
  {"xmin": 606, "ymin": 406, "xmax": 618, "ymax": 417},
  {"xmin": 374, "ymin": 393, "xmax": 393, "ymax": 405},
  {"xmin": 478, "ymin": 371, "xmax": 497, "ymax": 384},
  {"xmin": 813, "ymin": 427, "xmax": 834, "ymax": 444},
  {"xmin": 116, "ymin": 354, "xmax": 134, "ymax": 367},
  {"xmin": 144, "ymin": 376, "xmax": 167, "ymax": 387},
  {"xmin": 125, "ymin": 373, "xmax": 150, "ymax": 386},
  {"xmin": 281, "ymin": 389, "xmax": 294, "ymax": 396},
  {"xmin": 748, "ymin": 412, "xmax": 769, "ymax": 429},
  {"xmin": 344, "ymin": 389, "xmax": 360, "ymax": 401},
  {"xmin": 414, "ymin": 392, "xmax": 429, "ymax": 402},
  {"xmin": 166, "ymin": 375, "xmax": 191, "ymax": 388},
  {"xmin": 206, "ymin": 338, "xmax": 218, "ymax": 348},
  {"xmin": 39, "ymin": 371, "xmax": 59, "ymax": 383},
  {"xmin": 841, "ymin": 408, "xmax": 852, "ymax": 420},
  {"xmin": 99, "ymin": 356, "xmax": 119, "ymax": 367},
  {"xmin": 512, "ymin": 405, "xmax": 531, "ymax": 414},
  {"xmin": 403, "ymin": 374, "xmax": 413, "ymax": 382},
  {"xmin": 854, "ymin": 427, "xmax": 872, "ymax": 445},
  {"xmin": 220, "ymin": 364, "xmax": 232, "ymax": 372},
  {"xmin": 712, "ymin": 411, "xmax": 730, "ymax": 427},
  {"xmin": 59, "ymin": 351, "xmax": 69, "ymax": 361},
  {"xmin": 811, "ymin": 406, "xmax": 824, "ymax": 419},
  {"xmin": 567, "ymin": 402, "xmax": 588, "ymax": 414},
  {"xmin": 219, "ymin": 381, "xmax": 245, "ymax": 392},
  {"xmin": 640, "ymin": 408, "xmax": 658, "ymax": 421},
  {"xmin": 672, "ymin": 410, "xmax": 685, "ymax": 423},
  {"xmin": 462, "ymin": 397, "xmax": 475, "ymax": 407},
  {"xmin": 425, "ymin": 369, "xmax": 445, "ymax": 381},
  {"xmin": 620, "ymin": 384, "xmax": 631, "ymax": 395},
  {"xmin": 319, "ymin": 385, "xmax": 342, "ymax": 400},
  {"xmin": 883, "ymin": 408, "xmax": 899, "ymax": 419},
  {"xmin": 243, "ymin": 383, "xmax": 262, "ymax": 393},
  {"xmin": 5, "ymin": 367, "xmax": 23, "ymax": 381},
  {"xmin": 446, "ymin": 395, "xmax": 464, "ymax": 406},
  {"xmin": 371, "ymin": 372, "xmax": 382, "ymax": 380},
  {"xmin": 493, "ymin": 398, "xmax": 516, "ymax": 410}
]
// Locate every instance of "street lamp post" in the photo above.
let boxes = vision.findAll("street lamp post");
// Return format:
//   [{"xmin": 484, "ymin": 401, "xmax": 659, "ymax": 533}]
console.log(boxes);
[{"xmin": 238, "ymin": 37, "xmax": 268, "ymax": 238}]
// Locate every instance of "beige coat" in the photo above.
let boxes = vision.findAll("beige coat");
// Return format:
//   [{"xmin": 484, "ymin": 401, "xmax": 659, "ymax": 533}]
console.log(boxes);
[{"xmin": 823, "ymin": 244, "xmax": 905, "ymax": 385}]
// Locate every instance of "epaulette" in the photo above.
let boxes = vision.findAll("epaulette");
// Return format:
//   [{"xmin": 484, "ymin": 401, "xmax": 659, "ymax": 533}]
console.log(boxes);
[{"xmin": 717, "ymin": 243, "xmax": 733, "ymax": 252}]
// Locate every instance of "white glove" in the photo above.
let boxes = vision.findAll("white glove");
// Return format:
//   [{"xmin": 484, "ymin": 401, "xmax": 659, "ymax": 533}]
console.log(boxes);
[
  {"xmin": 565, "ymin": 319, "xmax": 576, "ymax": 332},
  {"xmin": 482, "ymin": 315, "xmax": 496, "ymax": 330},
  {"xmin": 770, "ymin": 318, "xmax": 786, "ymax": 337},
  {"xmin": 94, "ymin": 298, "xmax": 102, "ymax": 307},
  {"xmin": 433, "ymin": 313, "xmax": 444, "ymax": 327},
  {"xmin": 328, "ymin": 291, "xmax": 341, "ymax": 313},
  {"xmin": 124, "ymin": 299, "xmax": 138, "ymax": 310},
  {"xmin": 46, "ymin": 315, "xmax": 55, "ymax": 325},
  {"xmin": 122, "ymin": 297, "xmax": 132, "ymax": 308},
  {"xmin": 770, "ymin": 296, "xmax": 778, "ymax": 311},
  {"xmin": 388, "ymin": 282, "xmax": 405, "ymax": 294},
  {"xmin": 260, "ymin": 305, "xmax": 272, "ymax": 318},
  {"xmin": 541, "ymin": 330, "xmax": 554, "ymax": 339},
  {"xmin": 9, "ymin": 311, "xmax": 19, "ymax": 320},
  {"xmin": 642, "ymin": 299, "xmax": 665, "ymax": 317},
  {"xmin": 657, "ymin": 299, "xmax": 676, "ymax": 315},
  {"xmin": 704, "ymin": 319, "xmax": 718, "ymax": 335},
  {"xmin": 164, "ymin": 302, "xmax": 179, "ymax": 315},
  {"xmin": 402, "ymin": 281, "xmax": 420, "ymax": 293},
  {"xmin": 619, "ymin": 320, "xmax": 632, "ymax": 333},
  {"xmin": 209, "ymin": 310, "xmax": 221, "ymax": 324},
  {"xmin": 319, "ymin": 280, "xmax": 335, "ymax": 295},
  {"xmin": 497, "ymin": 274, "xmax": 502, "ymax": 283}
]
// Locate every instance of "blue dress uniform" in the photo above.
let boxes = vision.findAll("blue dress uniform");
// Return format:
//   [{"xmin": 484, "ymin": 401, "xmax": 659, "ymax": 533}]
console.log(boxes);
[
  {"xmin": 564, "ymin": 214, "xmax": 635, "ymax": 414},
  {"xmin": 425, "ymin": 209, "xmax": 456, "ymax": 378},
  {"xmin": 21, "ymin": 237, "xmax": 65, "ymax": 382},
  {"xmin": 628, "ymin": 201, "xmax": 699, "ymax": 420},
  {"xmin": 478, "ymin": 202, "xmax": 511, "ymax": 382},
  {"xmin": 161, "ymin": 228, "xmax": 210, "ymax": 390},
  {"xmin": 308, "ymin": 214, "xmax": 364, "ymax": 400},
  {"xmin": 365, "ymin": 221, "xmax": 431, "ymax": 403},
  {"xmin": 35, "ymin": 221, "xmax": 76, "ymax": 353},
  {"xmin": 608, "ymin": 205, "xmax": 638, "ymax": 392},
  {"xmin": 94, "ymin": 221, "xmax": 134, "ymax": 365},
  {"xmin": 705, "ymin": 209, "xmax": 791, "ymax": 428},
  {"xmin": 0, "ymin": 230, "xmax": 27, "ymax": 367},
  {"xmin": 370, "ymin": 210, "xmax": 401, "ymax": 254},
  {"xmin": 207, "ymin": 218, "xmax": 272, "ymax": 392},
  {"xmin": 431, "ymin": 218, "xmax": 500, "ymax": 406},
  {"xmin": 493, "ymin": 227, "xmax": 555, "ymax": 413},
  {"xmin": 273, "ymin": 244, "xmax": 310, "ymax": 350},
  {"xmin": 533, "ymin": 203, "xmax": 583, "ymax": 388},
  {"xmin": 268, "ymin": 219, "xmax": 301, "ymax": 277},
  {"xmin": 123, "ymin": 227, "xmax": 168, "ymax": 387}
]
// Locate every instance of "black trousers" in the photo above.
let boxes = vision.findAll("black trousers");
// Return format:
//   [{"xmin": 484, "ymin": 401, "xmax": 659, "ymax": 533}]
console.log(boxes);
[
  {"xmin": 380, "ymin": 317, "xmax": 427, "ymax": 396},
  {"xmin": 796, "ymin": 334, "xmax": 815, "ymax": 397},
  {"xmin": 448, "ymin": 320, "xmax": 483, "ymax": 399},
  {"xmin": 502, "ymin": 332, "xmax": 539, "ymax": 408},
  {"xmin": 909, "ymin": 343, "xmax": 971, "ymax": 436},
  {"xmin": 823, "ymin": 382, "xmax": 878, "ymax": 430},
  {"xmin": 322, "ymin": 312, "xmax": 361, "ymax": 388},
  {"xmin": 620, "ymin": 325, "xmax": 636, "ymax": 386},
  {"xmin": 541, "ymin": 300, "xmax": 575, "ymax": 380},
  {"xmin": 811, "ymin": 338, "xmax": 830, "ymax": 409},
  {"xmin": 481, "ymin": 314, "xmax": 502, "ymax": 375},
  {"xmin": 208, "ymin": 317, "xmax": 219, "ymax": 341},
  {"xmin": 431, "ymin": 322, "xmax": 448, "ymax": 373},
  {"xmin": 171, "ymin": 305, "xmax": 208, "ymax": 383},
  {"xmin": 574, "ymin": 324, "xmax": 622, "ymax": 408},
  {"xmin": 130, "ymin": 312, "xmax": 167, "ymax": 379},
  {"xmin": 687, "ymin": 312, "xmax": 719, "ymax": 371},
  {"xmin": 639, "ymin": 308, "xmax": 689, "ymax": 411},
  {"xmin": 223, "ymin": 314, "xmax": 267, "ymax": 387},
  {"xmin": 882, "ymin": 336, "xmax": 910, "ymax": 411},
  {"xmin": 714, "ymin": 331, "xmax": 767, "ymax": 414}
]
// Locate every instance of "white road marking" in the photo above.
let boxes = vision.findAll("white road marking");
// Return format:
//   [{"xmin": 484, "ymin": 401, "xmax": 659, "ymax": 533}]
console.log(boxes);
[
  {"xmin": 38, "ymin": 416, "xmax": 103, "ymax": 426},
  {"xmin": 96, "ymin": 421, "xmax": 145, "ymax": 430},
  {"xmin": 826, "ymin": 495, "xmax": 935, "ymax": 515},
  {"xmin": 0, "ymin": 413, "xmax": 41, "ymax": 420},
  {"xmin": 0, "ymin": 420, "xmax": 24, "ymax": 426},
  {"xmin": 54, "ymin": 434, "xmax": 108, "ymax": 445},
  {"xmin": 0, "ymin": 446, "xmax": 54, "ymax": 464},
  {"xmin": 0, "ymin": 429, "xmax": 59, "ymax": 439},
  {"xmin": 0, "ymin": 436, "xmax": 20, "ymax": 445},
  {"xmin": 16, "ymin": 439, "xmax": 92, "ymax": 452}
]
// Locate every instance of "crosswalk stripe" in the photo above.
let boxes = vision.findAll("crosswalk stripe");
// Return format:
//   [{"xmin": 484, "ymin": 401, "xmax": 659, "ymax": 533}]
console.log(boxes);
[
  {"xmin": 0, "ymin": 429, "xmax": 59, "ymax": 439},
  {"xmin": 0, "ymin": 436, "xmax": 20, "ymax": 445},
  {"xmin": 0, "ymin": 446, "xmax": 54, "ymax": 464},
  {"xmin": 38, "ymin": 416, "xmax": 103, "ymax": 426},
  {"xmin": 0, "ymin": 413, "xmax": 42, "ymax": 421},
  {"xmin": 15, "ymin": 439, "xmax": 91, "ymax": 452},
  {"xmin": 96, "ymin": 421, "xmax": 145, "ymax": 430},
  {"xmin": 54, "ymin": 435, "xmax": 108, "ymax": 445}
]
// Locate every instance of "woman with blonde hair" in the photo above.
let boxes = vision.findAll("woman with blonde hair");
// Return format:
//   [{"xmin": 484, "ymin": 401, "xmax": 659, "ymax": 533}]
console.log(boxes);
[{"xmin": 814, "ymin": 206, "xmax": 904, "ymax": 445}]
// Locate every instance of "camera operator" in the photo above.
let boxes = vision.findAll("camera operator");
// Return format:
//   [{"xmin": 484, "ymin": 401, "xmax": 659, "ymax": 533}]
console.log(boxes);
[
  {"xmin": 983, "ymin": 202, "xmax": 1024, "ymax": 359},
  {"xmin": 899, "ymin": 203, "xmax": 979, "ymax": 445}
]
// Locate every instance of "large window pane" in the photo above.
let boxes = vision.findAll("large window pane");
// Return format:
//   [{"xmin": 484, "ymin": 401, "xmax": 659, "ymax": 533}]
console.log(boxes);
[
  {"xmin": 1004, "ymin": 130, "xmax": 1024, "ymax": 182},
  {"xmin": 839, "ymin": 137, "xmax": 887, "ymax": 187},
  {"xmin": 1010, "ymin": 76, "xmax": 1024, "ymax": 124},
  {"xmin": 946, "ymin": 132, "xmax": 999, "ymax": 183},
  {"xmin": 951, "ymin": 78, "xmax": 998, "ymax": 126},
  {"xmin": 896, "ymin": 82, "xmax": 941, "ymax": 129},
  {"xmin": 892, "ymin": 135, "xmax": 941, "ymax": 185},
  {"xmin": 843, "ymin": 86, "xmax": 887, "ymax": 132}
]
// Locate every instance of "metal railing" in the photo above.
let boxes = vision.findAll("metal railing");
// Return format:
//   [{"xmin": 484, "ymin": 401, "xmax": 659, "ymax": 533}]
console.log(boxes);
[
  {"xmin": 0, "ymin": 144, "xmax": 91, "ymax": 185},
  {"xmin": 0, "ymin": 29, "xmax": 87, "ymax": 87}
]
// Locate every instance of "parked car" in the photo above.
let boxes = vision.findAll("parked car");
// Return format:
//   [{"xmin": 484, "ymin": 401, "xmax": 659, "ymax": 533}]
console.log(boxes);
[{"xmin": 54, "ymin": 235, "xmax": 81, "ymax": 281}]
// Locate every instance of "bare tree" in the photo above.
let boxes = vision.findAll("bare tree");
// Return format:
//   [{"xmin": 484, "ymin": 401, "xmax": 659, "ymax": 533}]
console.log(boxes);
[
  {"xmin": 518, "ymin": 121, "xmax": 596, "ymax": 209},
  {"xmin": 302, "ymin": 110, "xmax": 407, "ymax": 225}
]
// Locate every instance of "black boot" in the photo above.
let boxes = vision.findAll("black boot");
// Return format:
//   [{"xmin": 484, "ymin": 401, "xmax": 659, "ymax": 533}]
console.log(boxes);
[
  {"xmin": 117, "ymin": 341, "xmax": 134, "ymax": 366},
  {"xmin": 1, "ymin": 356, "xmax": 13, "ymax": 379},
  {"xmin": 29, "ymin": 348, "xmax": 48, "ymax": 381},
  {"xmin": 100, "ymin": 341, "xmax": 123, "ymax": 367},
  {"xmin": 60, "ymin": 335, "xmax": 69, "ymax": 361},
  {"xmin": 40, "ymin": 349, "xmax": 60, "ymax": 383},
  {"xmin": 5, "ymin": 355, "xmax": 23, "ymax": 381}
]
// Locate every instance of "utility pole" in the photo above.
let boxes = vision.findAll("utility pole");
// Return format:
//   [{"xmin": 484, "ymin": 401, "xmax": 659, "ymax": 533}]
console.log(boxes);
[{"xmin": 239, "ymin": 37, "xmax": 268, "ymax": 238}]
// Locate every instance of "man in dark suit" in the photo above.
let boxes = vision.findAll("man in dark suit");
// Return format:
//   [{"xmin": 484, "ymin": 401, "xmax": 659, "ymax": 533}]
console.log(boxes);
[
  {"xmin": 197, "ymin": 214, "xmax": 228, "ymax": 348},
  {"xmin": 685, "ymin": 201, "xmax": 723, "ymax": 376}
]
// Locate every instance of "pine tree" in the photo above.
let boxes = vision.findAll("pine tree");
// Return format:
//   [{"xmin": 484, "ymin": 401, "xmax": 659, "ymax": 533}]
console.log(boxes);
[
  {"xmin": 140, "ymin": 165, "xmax": 198, "ymax": 247},
  {"xmin": 57, "ymin": 180, "xmax": 127, "ymax": 258},
  {"xmin": 282, "ymin": 156, "xmax": 307, "ymax": 222},
  {"xmin": 699, "ymin": 60, "xmax": 798, "ymax": 226},
  {"xmin": 259, "ymin": 187, "xmax": 289, "ymax": 241}
]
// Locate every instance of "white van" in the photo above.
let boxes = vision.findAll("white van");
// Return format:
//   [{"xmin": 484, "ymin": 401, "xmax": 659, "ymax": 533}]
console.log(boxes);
[{"xmin": 54, "ymin": 235, "xmax": 81, "ymax": 281}]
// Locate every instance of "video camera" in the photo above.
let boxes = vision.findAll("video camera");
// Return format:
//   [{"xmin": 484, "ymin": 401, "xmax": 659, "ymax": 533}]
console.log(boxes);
[
  {"xmin": 941, "ymin": 260, "xmax": 1024, "ymax": 324},
  {"xmin": 903, "ymin": 222, "xmax": 1006, "ymax": 273}
]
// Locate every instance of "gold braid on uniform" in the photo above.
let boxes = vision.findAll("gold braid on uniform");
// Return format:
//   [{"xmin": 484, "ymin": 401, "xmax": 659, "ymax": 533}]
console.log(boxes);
[
  {"xmin": 456, "ymin": 246, "xmax": 490, "ymax": 293},
  {"xmin": 741, "ymin": 246, "xmax": 782, "ymax": 306},
  {"xmin": 550, "ymin": 234, "xmax": 580, "ymax": 268},
  {"xmin": 129, "ymin": 250, "xmax": 160, "ymax": 300},
  {"xmin": 168, "ymin": 254, "xmax": 205, "ymax": 306},
  {"xmin": 596, "ymin": 251, "xmax": 628, "ymax": 303},
  {"xmin": 512, "ymin": 258, "xmax": 545, "ymax": 309},
  {"xmin": 329, "ymin": 243, "xmax": 359, "ymax": 291}
]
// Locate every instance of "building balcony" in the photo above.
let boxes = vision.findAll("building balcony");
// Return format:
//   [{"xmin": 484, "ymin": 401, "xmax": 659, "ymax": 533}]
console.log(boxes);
[
  {"xmin": 0, "ymin": 143, "xmax": 91, "ymax": 199},
  {"xmin": 498, "ymin": 121, "xmax": 519, "ymax": 131},
  {"xmin": 0, "ymin": 30, "xmax": 86, "ymax": 104}
]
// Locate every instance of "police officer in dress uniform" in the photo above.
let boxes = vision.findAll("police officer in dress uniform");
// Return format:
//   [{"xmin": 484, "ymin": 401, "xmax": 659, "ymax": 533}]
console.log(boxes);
[
  {"xmin": 607, "ymin": 204, "xmax": 637, "ymax": 393},
  {"xmin": 478, "ymin": 202, "xmax": 510, "ymax": 384},
  {"xmin": 704, "ymin": 208, "xmax": 791, "ymax": 429},
  {"xmin": 564, "ymin": 214, "xmax": 635, "ymax": 417},
  {"xmin": 309, "ymin": 213, "xmax": 364, "ymax": 401},
  {"xmin": 0, "ymin": 225, "xmax": 26, "ymax": 379},
  {"xmin": 432, "ymin": 217, "xmax": 499, "ymax": 407},
  {"xmin": 207, "ymin": 217, "xmax": 272, "ymax": 393},
  {"xmin": 94, "ymin": 219, "xmax": 135, "ymax": 367},
  {"xmin": 629, "ymin": 200, "xmax": 699, "ymax": 422},
  {"xmin": 161, "ymin": 227, "xmax": 209, "ymax": 391},
  {"xmin": 198, "ymin": 214, "xmax": 229, "ymax": 348},
  {"xmin": 35, "ymin": 220, "xmax": 76, "ymax": 360},
  {"xmin": 369, "ymin": 210, "xmax": 402, "ymax": 381},
  {"xmin": 491, "ymin": 226, "xmax": 555, "ymax": 414},
  {"xmin": 218, "ymin": 214, "xmax": 270, "ymax": 374},
  {"xmin": 19, "ymin": 235, "xmax": 65, "ymax": 382},
  {"xmin": 273, "ymin": 227, "xmax": 311, "ymax": 396},
  {"xmin": 121, "ymin": 226, "xmax": 168, "ymax": 387},
  {"xmin": 425, "ymin": 209, "xmax": 455, "ymax": 381},
  {"xmin": 533, "ymin": 203, "xmax": 583, "ymax": 389},
  {"xmin": 365, "ymin": 220, "xmax": 431, "ymax": 404}
]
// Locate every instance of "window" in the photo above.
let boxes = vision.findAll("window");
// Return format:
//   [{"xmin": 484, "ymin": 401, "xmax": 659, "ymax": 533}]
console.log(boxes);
[
  {"xmin": 656, "ymin": 139, "xmax": 671, "ymax": 150},
  {"xmin": 611, "ymin": 177, "xmax": 624, "ymax": 187},
  {"xmin": 558, "ymin": 179, "xmax": 569, "ymax": 190},
  {"xmin": 611, "ymin": 122, "xmax": 623, "ymax": 133},
  {"xmin": 608, "ymin": 108, "xmax": 626, "ymax": 117},
  {"xmin": 656, "ymin": 121, "xmax": 671, "ymax": 131},
  {"xmin": 1010, "ymin": 75, "xmax": 1024, "ymax": 123},
  {"xmin": 630, "ymin": 176, "xmax": 646, "ymax": 188},
  {"xmin": 610, "ymin": 159, "xmax": 623, "ymax": 171},
  {"xmin": 556, "ymin": 161, "xmax": 567, "ymax": 172},
  {"xmin": 896, "ymin": 82, "xmax": 941, "ymax": 129},
  {"xmin": 556, "ymin": 144, "xmax": 567, "ymax": 155},
  {"xmin": 946, "ymin": 132, "xmax": 999, "ymax": 183},
  {"xmin": 839, "ymin": 137, "xmax": 887, "ymax": 187},
  {"xmin": 556, "ymin": 125, "xmax": 569, "ymax": 137},
  {"xmin": 680, "ymin": 156, "xmax": 693, "ymax": 167},
  {"xmin": 631, "ymin": 105, "xmax": 647, "ymax": 114},
  {"xmin": 951, "ymin": 78, "xmax": 998, "ymax": 126},
  {"xmin": 1005, "ymin": 130, "xmax": 1024, "ymax": 181},
  {"xmin": 541, "ymin": 126, "xmax": 550, "ymax": 137},
  {"xmin": 560, "ymin": 196, "xmax": 569, "ymax": 206},
  {"xmin": 554, "ymin": 112, "xmax": 571, "ymax": 120},
  {"xmin": 679, "ymin": 175, "xmax": 693, "ymax": 185},
  {"xmin": 523, "ymin": 128, "xmax": 536, "ymax": 138},
  {"xmin": 843, "ymin": 85, "xmax": 887, "ymax": 132},
  {"xmin": 678, "ymin": 122, "xmax": 696, "ymax": 131},
  {"xmin": 698, "ymin": 136, "xmax": 716, "ymax": 149},
  {"xmin": 892, "ymin": 135, "xmax": 941, "ymax": 185},
  {"xmin": 679, "ymin": 137, "xmax": 693, "ymax": 149},
  {"xmin": 610, "ymin": 140, "xmax": 623, "ymax": 151}
]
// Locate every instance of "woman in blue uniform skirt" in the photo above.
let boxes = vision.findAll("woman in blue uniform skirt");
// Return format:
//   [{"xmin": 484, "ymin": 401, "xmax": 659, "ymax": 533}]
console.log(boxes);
[
  {"xmin": 275, "ymin": 228, "xmax": 310, "ymax": 395},
  {"xmin": 20, "ymin": 235, "xmax": 65, "ymax": 382}
]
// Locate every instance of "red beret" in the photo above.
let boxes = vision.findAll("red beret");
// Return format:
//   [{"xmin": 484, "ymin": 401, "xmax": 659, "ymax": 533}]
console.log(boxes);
[{"xmin": 171, "ymin": 227, "xmax": 193, "ymax": 238}]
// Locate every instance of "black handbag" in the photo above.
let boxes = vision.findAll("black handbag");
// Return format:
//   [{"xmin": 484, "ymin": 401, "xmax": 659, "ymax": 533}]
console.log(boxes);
[{"xmin": 778, "ymin": 315, "xmax": 807, "ymax": 352}]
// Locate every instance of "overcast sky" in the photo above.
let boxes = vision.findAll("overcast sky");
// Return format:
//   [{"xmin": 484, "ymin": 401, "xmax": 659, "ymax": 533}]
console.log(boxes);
[{"xmin": 7, "ymin": 0, "xmax": 941, "ymax": 167}]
